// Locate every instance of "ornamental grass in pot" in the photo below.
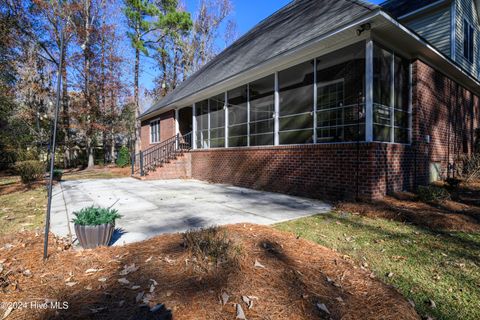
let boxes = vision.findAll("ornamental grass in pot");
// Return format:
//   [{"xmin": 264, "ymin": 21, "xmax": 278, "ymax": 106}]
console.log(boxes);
[{"xmin": 73, "ymin": 206, "xmax": 121, "ymax": 249}]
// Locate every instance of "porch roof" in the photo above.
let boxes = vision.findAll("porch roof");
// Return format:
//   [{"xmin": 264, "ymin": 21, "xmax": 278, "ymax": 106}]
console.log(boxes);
[{"xmin": 140, "ymin": 0, "xmax": 378, "ymax": 120}]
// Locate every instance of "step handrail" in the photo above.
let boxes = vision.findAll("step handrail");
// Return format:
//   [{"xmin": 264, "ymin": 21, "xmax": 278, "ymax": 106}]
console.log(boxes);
[{"xmin": 131, "ymin": 132, "xmax": 192, "ymax": 176}]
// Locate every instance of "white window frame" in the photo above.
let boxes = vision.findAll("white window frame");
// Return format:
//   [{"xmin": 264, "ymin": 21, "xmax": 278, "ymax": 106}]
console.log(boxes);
[
  {"xmin": 463, "ymin": 18, "xmax": 474, "ymax": 63},
  {"xmin": 149, "ymin": 118, "xmax": 160, "ymax": 144}
]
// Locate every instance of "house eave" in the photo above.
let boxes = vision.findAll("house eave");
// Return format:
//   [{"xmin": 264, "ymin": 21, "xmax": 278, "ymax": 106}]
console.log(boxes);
[
  {"xmin": 139, "ymin": 9, "xmax": 381, "ymax": 121},
  {"xmin": 140, "ymin": 9, "xmax": 480, "ymax": 121}
]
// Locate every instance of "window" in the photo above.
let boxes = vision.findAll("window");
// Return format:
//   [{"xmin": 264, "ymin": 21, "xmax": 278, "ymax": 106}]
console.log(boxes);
[
  {"xmin": 463, "ymin": 19, "xmax": 474, "ymax": 63},
  {"xmin": 278, "ymin": 60, "xmax": 314, "ymax": 144},
  {"xmin": 373, "ymin": 44, "xmax": 410, "ymax": 143},
  {"xmin": 316, "ymin": 42, "xmax": 366, "ymax": 142},
  {"xmin": 227, "ymin": 85, "xmax": 248, "ymax": 147},
  {"xmin": 150, "ymin": 119, "xmax": 160, "ymax": 144},
  {"xmin": 209, "ymin": 93, "xmax": 225, "ymax": 148},
  {"xmin": 195, "ymin": 99, "xmax": 209, "ymax": 148},
  {"xmin": 249, "ymin": 75, "xmax": 275, "ymax": 146}
]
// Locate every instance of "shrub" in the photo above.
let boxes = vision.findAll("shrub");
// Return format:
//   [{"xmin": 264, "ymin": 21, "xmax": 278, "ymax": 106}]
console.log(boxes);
[
  {"xmin": 52, "ymin": 169, "xmax": 63, "ymax": 181},
  {"xmin": 182, "ymin": 226, "xmax": 241, "ymax": 266},
  {"xmin": 72, "ymin": 206, "xmax": 122, "ymax": 226},
  {"xmin": 417, "ymin": 185, "xmax": 451, "ymax": 203},
  {"xmin": 116, "ymin": 146, "xmax": 130, "ymax": 168},
  {"xmin": 14, "ymin": 160, "xmax": 45, "ymax": 184},
  {"xmin": 458, "ymin": 154, "xmax": 480, "ymax": 181}
]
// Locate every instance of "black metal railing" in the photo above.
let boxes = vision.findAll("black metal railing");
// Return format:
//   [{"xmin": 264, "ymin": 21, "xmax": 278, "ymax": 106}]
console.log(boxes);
[{"xmin": 131, "ymin": 132, "xmax": 192, "ymax": 176}]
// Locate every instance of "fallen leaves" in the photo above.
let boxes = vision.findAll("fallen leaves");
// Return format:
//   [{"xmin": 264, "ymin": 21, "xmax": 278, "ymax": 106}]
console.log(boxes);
[
  {"xmin": 119, "ymin": 263, "xmax": 138, "ymax": 276},
  {"xmin": 254, "ymin": 259, "xmax": 265, "ymax": 269},
  {"xmin": 316, "ymin": 302, "xmax": 330, "ymax": 315},
  {"xmin": 1, "ymin": 306, "xmax": 13, "ymax": 320},
  {"xmin": 221, "ymin": 292, "xmax": 229, "ymax": 305},
  {"xmin": 235, "ymin": 303, "xmax": 246, "ymax": 319}
]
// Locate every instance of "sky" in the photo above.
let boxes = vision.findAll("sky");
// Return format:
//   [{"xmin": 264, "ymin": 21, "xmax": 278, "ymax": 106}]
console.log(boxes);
[{"xmin": 139, "ymin": 0, "xmax": 384, "ymax": 92}]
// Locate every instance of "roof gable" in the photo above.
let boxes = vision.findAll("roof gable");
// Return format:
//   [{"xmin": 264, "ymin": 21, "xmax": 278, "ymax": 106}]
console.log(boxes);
[{"xmin": 141, "ymin": 0, "xmax": 377, "ymax": 118}]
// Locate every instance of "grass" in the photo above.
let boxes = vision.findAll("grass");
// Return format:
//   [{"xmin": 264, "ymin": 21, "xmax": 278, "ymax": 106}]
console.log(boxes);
[
  {"xmin": 0, "ymin": 183, "xmax": 46, "ymax": 235},
  {"xmin": 0, "ymin": 167, "xmax": 128, "ymax": 236},
  {"xmin": 276, "ymin": 212, "xmax": 480, "ymax": 320}
]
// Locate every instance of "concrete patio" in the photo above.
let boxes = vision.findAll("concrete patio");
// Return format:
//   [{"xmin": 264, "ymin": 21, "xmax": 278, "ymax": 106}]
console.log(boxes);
[{"xmin": 51, "ymin": 178, "xmax": 331, "ymax": 245}]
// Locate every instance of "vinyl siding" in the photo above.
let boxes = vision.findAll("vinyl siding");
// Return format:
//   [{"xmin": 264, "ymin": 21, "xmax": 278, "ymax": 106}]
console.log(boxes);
[
  {"xmin": 455, "ymin": 0, "xmax": 480, "ymax": 79},
  {"xmin": 403, "ymin": 5, "xmax": 452, "ymax": 57}
]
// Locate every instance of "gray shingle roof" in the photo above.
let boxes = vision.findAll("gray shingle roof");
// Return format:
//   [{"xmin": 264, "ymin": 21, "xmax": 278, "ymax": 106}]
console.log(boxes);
[
  {"xmin": 380, "ymin": 0, "xmax": 442, "ymax": 18},
  {"xmin": 141, "ymin": 0, "xmax": 378, "ymax": 118}
]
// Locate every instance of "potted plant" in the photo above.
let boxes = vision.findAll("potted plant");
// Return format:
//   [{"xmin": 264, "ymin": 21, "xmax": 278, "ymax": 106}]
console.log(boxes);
[{"xmin": 72, "ymin": 206, "xmax": 121, "ymax": 249}]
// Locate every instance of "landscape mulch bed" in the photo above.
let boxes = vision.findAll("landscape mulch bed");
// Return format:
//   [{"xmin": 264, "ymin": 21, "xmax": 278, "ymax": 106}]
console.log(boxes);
[
  {"xmin": 338, "ymin": 187, "xmax": 480, "ymax": 233},
  {"xmin": 0, "ymin": 224, "xmax": 419, "ymax": 320}
]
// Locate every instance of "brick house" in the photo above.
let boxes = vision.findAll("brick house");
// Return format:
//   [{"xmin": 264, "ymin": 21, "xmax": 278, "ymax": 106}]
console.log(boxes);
[{"xmin": 136, "ymin": 0, "xmax": 480, "ymax": 200}]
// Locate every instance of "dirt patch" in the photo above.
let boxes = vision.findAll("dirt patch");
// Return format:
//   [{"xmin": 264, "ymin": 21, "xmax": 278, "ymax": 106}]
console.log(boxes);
[
  {"xmin": 0, "ymin": 224, "xmax": 419, "ymax": 320},
  {"xmin": 337, "ymin": 180, "xmax": 480, "ymax": 232}
]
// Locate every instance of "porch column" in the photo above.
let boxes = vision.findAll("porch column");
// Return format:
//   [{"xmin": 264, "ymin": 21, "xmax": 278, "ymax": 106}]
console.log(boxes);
[
  {"xmin": 274, "ymin": 71, "xmax": 280, "ymax": 146},
  {"xmin": 192, "ymin": 103, "xmax": 197, "ymax": 149},
  {"xmin": 224, "ymin": 91, "xmax": 229, "ymax": 148},
  {"xmin": 365, "ymin": 39, "xmax": 374, "ymax": 142},
  {"xmin": 247, "ymin": 83, "xmax": 250, "ymax": 147},
  {"xmin": 175, "ymin": 108, "xmax": 179, "ymax": 148},
  {"xmin": 313, "ymin": 58, "xmax": 318, "ymax": 144}
]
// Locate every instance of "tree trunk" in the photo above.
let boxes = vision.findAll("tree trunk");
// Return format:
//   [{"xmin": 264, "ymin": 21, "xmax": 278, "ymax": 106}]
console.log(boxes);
[
  {"xmin": 134, "ymin": 46, "xmax": 141, "ymax": 154},
  {"xmin": 110, "ymin": 129, "xmax": 115, "ymax": 163},
  {"xmin": 87, "ymin": 138, "xmax": 95, "ymax": 168}
]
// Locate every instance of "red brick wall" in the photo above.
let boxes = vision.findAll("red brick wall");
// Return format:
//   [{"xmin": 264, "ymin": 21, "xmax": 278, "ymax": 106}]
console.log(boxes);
[
  {"xmin": 409, "ymin": 60, "xmax": 477, "ymax": 179},
  {"xmin": 191, "ymin": 144, "xmax": 381, "ymax": 200},
  {"xmin": 140, "ymin": 110, "xmax": 176, "ymax": 150}
]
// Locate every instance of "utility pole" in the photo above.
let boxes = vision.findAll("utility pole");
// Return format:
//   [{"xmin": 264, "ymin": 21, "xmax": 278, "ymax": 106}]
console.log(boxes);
[{"xmin": 43, "ymin": 17, "xmax": 65, "ymax": 261}]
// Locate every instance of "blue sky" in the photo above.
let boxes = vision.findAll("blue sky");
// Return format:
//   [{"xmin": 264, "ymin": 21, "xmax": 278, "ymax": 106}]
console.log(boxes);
[{"xmin": 140, "ymin": 0, "xmax": 384, "ymax": 91}]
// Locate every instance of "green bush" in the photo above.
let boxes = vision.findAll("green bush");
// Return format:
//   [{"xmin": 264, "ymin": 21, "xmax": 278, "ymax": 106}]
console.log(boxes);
[
  {"xmin": 72, "ymin": 206, "xmax": 121, "ymax": 226},
  {"xmin": 116, "ymin": 146, "xmax": 130, "ymax": 168},
  {"xmin": 417, "ymin": 185, "xmax": 451, "ymax": 203},
  {"xmin": 14, "ymin": 160, "xmax": 45, "ymax": 184},
  {"xmin": 52, "ymin": 169, "xmax": 63, "ymax": 181}
]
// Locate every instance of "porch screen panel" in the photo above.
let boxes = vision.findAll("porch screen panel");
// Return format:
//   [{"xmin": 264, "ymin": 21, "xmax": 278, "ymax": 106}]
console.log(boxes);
[
  {"xmin": 249, "ymin": 75, "xmax": 275, "ymax": 146},
  {"xmin": 228, "ymin": 85, "xmax": 248, "ymax": 147},
  {"xmin": 195, "ymin": 99, "xmax": 209, "ymax": 148},
  {"xmin": 316, "ymin": 42, "xmax": 365, "ymax": 142},
  {"xmin": 209, "ymin": 93, "xmax": 225, "ymax": 148},
  {"xmin": 373, "ymin": 45, "xmax": 393, "ymax": 142},
  {"xmin": 278, "ymin": 61, "xmax": 314, "ymax": 144},
  {"xmin": 373, "ymin": 44, "xmax": 411, "ymax": 143},
  {"xmin": 394, "ymin": 55, "xmax": 410, "ymax": 143}
]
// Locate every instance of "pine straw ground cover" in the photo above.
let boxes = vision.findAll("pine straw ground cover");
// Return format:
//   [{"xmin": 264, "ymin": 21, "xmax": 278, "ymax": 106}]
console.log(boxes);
[
  {"xmin": 276, "ymin": 183, "xmax": 480, "ymax": 320},
  {"xmin": 0, "ymin": 224, "xmax": 418, "ymax": 320}
]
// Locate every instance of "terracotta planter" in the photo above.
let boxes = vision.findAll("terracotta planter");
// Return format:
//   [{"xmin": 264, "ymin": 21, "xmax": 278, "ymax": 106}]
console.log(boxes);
[{"xmin": 74, "ymin": 222, "xmax": 115, "ymax": 249}]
